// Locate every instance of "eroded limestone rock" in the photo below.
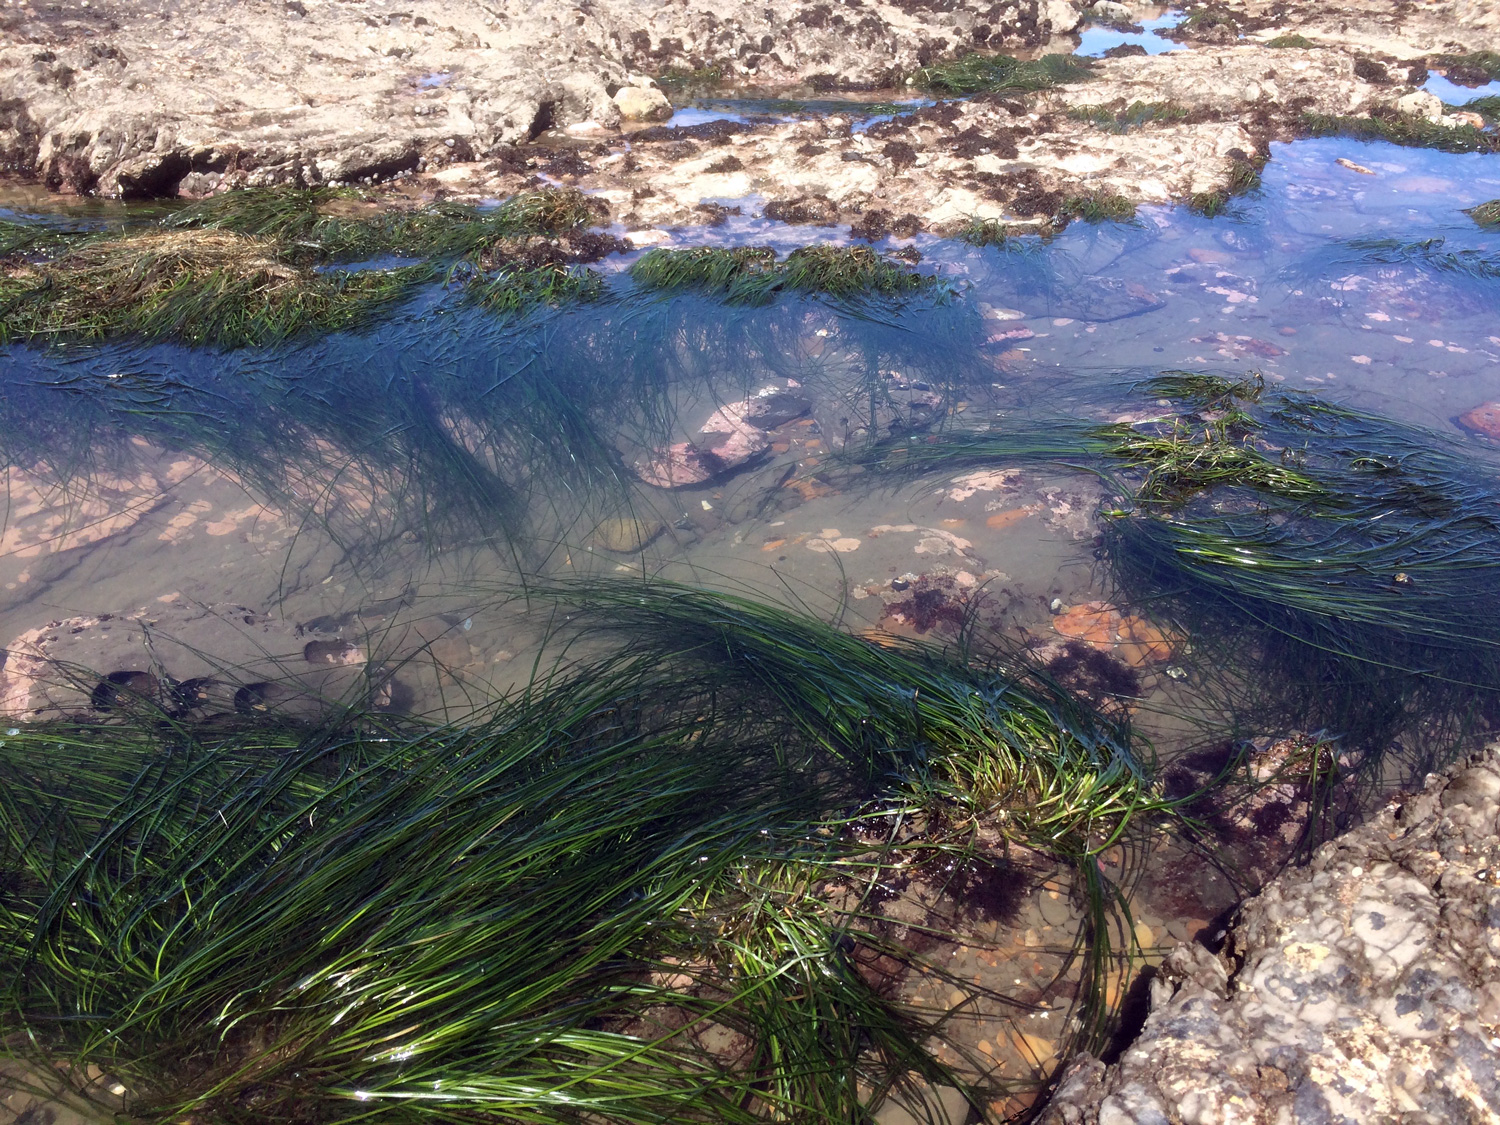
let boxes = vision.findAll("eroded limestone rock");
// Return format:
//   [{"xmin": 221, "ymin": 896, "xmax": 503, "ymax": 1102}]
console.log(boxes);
[{"xmin": 1039, "ymin": 743, "xmax": 1500, "ymax": 1125}]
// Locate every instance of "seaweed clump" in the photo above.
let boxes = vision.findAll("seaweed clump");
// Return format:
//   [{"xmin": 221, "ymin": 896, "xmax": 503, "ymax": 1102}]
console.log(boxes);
[
  {"xmin": 630, "ymin": 244, "xmax": 939, "ymax": 304},
  {"xmin": 1059, "ymin": 191, "xmax": 1138, "ymax": 223},
  {"xmin": 0, "ymin": 188, "xmax": 622, "ymax": 346},
  {"xmin": 1429, "ymin": 51, "xmax": 1500, "ymax": 86},
  {"xmin": 1466, "ymin": 199, "xmax": 1500, "ymax": 227},
  {"xmin": 1300, "ymin": 111, "xmax": 1500, "ymax": 154},
  {"xmin": 1189, "ymin": 155, "xmax": 1264, "ymax": 216},
  {"xmin": 1068, "ymin": 101, "xmax": 1191, "ymax": 133},
  {"xmin": 913, "ymin": 52, "xmax": 1093, "ymax": 94}
]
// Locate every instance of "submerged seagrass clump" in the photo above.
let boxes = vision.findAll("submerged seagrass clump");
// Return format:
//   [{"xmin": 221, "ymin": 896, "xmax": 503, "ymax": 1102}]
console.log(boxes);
[
  {"xmin": 855, "ymin": 372, "xmax": 1500, "ymax": 769},
  {"xmin": 0, "ymin": 583, "xmax": 1168, "ymax": 1122},
  {"xmin": 630, "ymin": 244, "xmax": 938, "ymax": 304}
]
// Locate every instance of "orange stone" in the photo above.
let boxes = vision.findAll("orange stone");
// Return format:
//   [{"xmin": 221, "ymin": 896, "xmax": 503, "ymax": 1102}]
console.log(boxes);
[
  {"xmin": 760, "ymin": 538, "xmax": 786, "ymax": 551},
  {"xmin": 986, "ymin": 507, "xmax": 1036, "ymax": 530},
  {"xmin": 1458, "ymin": 401, "xmax": 1500, "ymax": 440},
  {"xmin": 1053, "ymin": 602, "xmax": 1175, "ymax": 663}
]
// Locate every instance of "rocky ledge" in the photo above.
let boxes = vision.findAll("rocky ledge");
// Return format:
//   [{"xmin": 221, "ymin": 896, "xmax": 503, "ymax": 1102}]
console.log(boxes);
[
  {"xmin": 2, "ymin": 1, "xmax": 1500, "ymax": 233},
  {"xmin": 1039, "ymin": 743, "xmax": 1500, "ymax": 1125}
]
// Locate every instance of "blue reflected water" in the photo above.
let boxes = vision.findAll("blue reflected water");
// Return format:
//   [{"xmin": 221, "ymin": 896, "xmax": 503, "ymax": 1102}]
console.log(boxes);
[
  {"xmin": 1074, "ymin": 10, "xmax": 1185, "ymax": 57},
  {"xmin": 1424, "ymin": 71, "xmax": 1500, "ymax": 105}
]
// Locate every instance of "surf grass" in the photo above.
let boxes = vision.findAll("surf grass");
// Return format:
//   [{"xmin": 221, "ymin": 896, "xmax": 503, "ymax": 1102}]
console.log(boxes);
[
  {"xmin": 1059, "ymin": 192, "xmax": 1137, "ymax": 223},
  {"xmin": 913, "ymin": 52, "xmax": 1093, "ymax": 94},
  {"xmin": 1454, "ymin": 95, "xmax": 1500, "ymax": 122},
  {"xmin": 163, "ymin": 186, "xmax": 606, "ymax": 264},
  {"xmin": 1467, "ymin": 199, "xmax": 1500, "ymax": 227},
  {"xmin": 630, "ymin": 245, "xmax": 937, "ymax": 304},
  {"xmin": 1172, "ymin": 8, "xmax": 1239, "ymax": 36},
  {"xmin": 542, "ymin": 578, "xmax": 1166, "ymax": 860},
  {"xmin": 0, "ymin": 230, "xmax": 434, "ymax": 348},
  {"xmin": 0, "ymin": 218, "xmax": 89, "ymax": 259},
  {"xmin": 1337, "ymin": 236, "xmax": 1500, "ymax": 279},
  {"xmin": 1431, "ymin": 51, "xmax": 1500, "ymax": 83},
  {"xmin": 1189, "ymin": 157, "xmax": 1263, "ymax": 217},
  {"xmin": 1300, "ymin": 111, "xmax": 1500, "ymax": 153},
  {"xmin": 0, "ymin": 659, "xmax": 966, "ymax": 1123},
  {"xmin": 0, "ymin": 579, "xmax": 1172, "ymax": 1120},
  {"xmin": 852, "ymin": 372, "xmax": 1500, "ymax": 764},
  {"xmin": 461, "ymin": 261, "xmax": 606, "ymax": 313},
  {"xmin": 956, "ymin": 217, "xmax": 1019, "ymax": 246}
]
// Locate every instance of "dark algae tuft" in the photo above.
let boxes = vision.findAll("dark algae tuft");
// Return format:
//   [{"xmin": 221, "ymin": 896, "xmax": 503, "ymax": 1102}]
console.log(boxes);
[{"xmin": 913, "ymin": 52, "xmax": 1093, "ymax": 94}]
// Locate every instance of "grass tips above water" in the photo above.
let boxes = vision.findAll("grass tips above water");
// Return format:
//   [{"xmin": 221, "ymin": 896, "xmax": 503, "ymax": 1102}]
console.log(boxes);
[
  {"xmin": 0, "ymin": 188, "xmax": 621, "ymax": 347},
  {"xmin": 630, "ymin": 245, "xmax": 939, "ymax": 304}
]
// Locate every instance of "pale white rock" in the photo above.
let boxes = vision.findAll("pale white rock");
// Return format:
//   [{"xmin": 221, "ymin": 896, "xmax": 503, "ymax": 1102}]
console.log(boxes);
[
  {"xmin": 1043, "ymin": 0, "xmax": 1083, "ymax": 32},
  {"xmin": 614, "ymin": 85, "xmax": 673, "ymax": 122},
  {"xmin": 1089, "ymin": 1, "xmax": 1135, "ymax": 23},
  {"xmin": 1395, "ymin": 90, "xmax": 1444, "ymax": 122}
]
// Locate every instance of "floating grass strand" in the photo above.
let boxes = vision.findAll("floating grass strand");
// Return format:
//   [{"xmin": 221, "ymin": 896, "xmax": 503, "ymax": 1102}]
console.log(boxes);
[{"xmin": 913, "ymin": 52, "xmax": 1093, "ymax": 94}]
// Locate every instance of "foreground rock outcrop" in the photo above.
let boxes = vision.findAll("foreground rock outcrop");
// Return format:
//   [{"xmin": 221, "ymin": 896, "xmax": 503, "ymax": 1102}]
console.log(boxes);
[{"xmin": 1040, "ymin": 743, "xmax": 1500, "ymax": 1125}]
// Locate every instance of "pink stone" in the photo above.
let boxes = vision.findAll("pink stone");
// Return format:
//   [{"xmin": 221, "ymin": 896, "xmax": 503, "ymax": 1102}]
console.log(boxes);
[{"xmin": 634, "ymin": 443, "xmax": 715, "ymax": 488}]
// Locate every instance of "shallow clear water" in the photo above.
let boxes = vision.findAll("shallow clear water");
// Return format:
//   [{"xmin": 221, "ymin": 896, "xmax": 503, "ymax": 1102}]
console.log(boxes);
[
  {"xmin": 1074, "ymin": 10, "xmax": 1184, "ymax": 58},
  {"xmin": 661, "ymin": 95, "xmax": 934, "ymax": 133},
  {"xmin": 5, "ymin": 139, "xmax": 1500, "ymax": 705},
  {"xmin": 4, "ymin": 136, "xmax": 1500, "ymax": 1099},
  {"xmin": 1424, "ymin": 71, "xmax": 1500, "ymax": 104}
]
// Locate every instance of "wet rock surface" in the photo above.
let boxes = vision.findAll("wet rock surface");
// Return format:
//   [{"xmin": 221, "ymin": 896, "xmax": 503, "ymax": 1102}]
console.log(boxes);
[
  {"xmin": 1039, "ymin": 742, "xmax": 1500, "ymax": 1125},
  {"xmin": 2, "ymin": 1, "xmax": 1499, "ymax": 228},
  {"xmin": 0, "ymin": 601, "xmax": 384, "ymax": 719}
]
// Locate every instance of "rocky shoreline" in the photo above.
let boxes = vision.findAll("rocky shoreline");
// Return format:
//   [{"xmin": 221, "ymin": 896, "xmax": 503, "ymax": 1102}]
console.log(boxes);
[
  {"xmin": 1039, "ymin": 743, "xmax": 1500, "ymax": 1125},
  {"xmin": 2, "ymin": 1, "xmax": 1499, "ymax": 235}
]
